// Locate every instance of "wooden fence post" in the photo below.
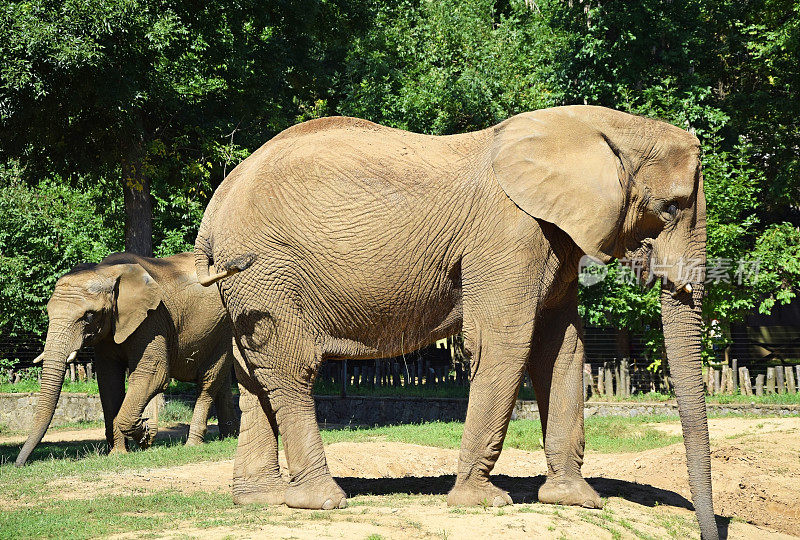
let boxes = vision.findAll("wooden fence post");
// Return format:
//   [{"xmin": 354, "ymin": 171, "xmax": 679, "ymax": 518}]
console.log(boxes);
[
  {"xmin": 785, "ymin": 366, "xmax": 797, "ymax": 394},
  {"xmin": 796, "ymin": 365, "xmax": 800, "ymax": 393},
  {"xmin": 766, "ymin": 367, "xmax": 776, "ymax": 394},
  {"xmin": 713, "ymin": 369, "xmax": 721, "ymax": 395},
  {"xmin": 597, "ymin": 366, "xmax": 605, "ymax": 397},
  {"xmin": 721, "ymin": 366, "xmax": 730, "ymax": 394},
  {"xmin": 604, "ymin": 362, "xmax": 614, "ymax": 397},
  {"xmin": 583, "ymin": 366, "xmax": 590, "ymax": 401},
  {"xmin": 776, "ymin": 366, "xmax": 786, "ymax": 394},
  {"xmin": 731, "ymin": 359, "xmax": 738, "ymax": 393},
  {"xmin": 755, "ymin": 374, "xmax": 765, "ymax": 396},
  {"xmin": 621, "ymin": 358, "xmax": 630, "ymax": 397},
  {"xmin": 740, "ymin": 367, "xmax": 753, "ymax": 396}
]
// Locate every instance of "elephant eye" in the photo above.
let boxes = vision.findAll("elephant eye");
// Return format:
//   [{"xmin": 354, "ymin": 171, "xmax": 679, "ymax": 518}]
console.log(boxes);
[
  {"xmin": 84, "ymin": 311, "xmax": 96, "ymax": 323},
  {"xmin": 666, "ymin": 203, "xmax": 679, "ymax": 218}
]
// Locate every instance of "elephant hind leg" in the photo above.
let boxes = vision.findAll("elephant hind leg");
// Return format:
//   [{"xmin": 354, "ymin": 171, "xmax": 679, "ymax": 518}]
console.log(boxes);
[
  {"xmin": 232, "ymin": 342, "xmax": 285, "ymax": 505},
  {"xmin": 240, "ymin": 319, "xmax": 344, "ymax": 510}
]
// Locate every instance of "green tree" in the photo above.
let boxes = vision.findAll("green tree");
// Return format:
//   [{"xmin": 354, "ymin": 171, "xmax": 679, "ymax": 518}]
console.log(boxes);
[
  {"xmin": 338, "ymin": 0, "xmax": 563, "ymax": 133},
  {"xmin": 0, "ymin": 163, "xmax": 123, "ymax": 337},
  {"xmin": 0, "ymin": 0, "xmax": 366, "ymax": 255}
]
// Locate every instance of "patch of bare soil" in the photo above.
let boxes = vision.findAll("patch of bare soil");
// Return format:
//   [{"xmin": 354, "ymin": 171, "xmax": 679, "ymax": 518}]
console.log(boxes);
[
  {"xmin": 638, "ymin": 417, "xmax": 800, "ymax": 537},
  {"xmin": 33, "ymin": 418, "xmax": 800, "ymax": 539}
]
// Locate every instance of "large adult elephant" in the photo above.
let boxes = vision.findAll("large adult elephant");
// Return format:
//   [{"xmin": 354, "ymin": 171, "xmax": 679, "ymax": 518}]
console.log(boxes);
[
  {"xmin": 15, "ymin": 252, "xmax": 239, "ymax": 467},
  {"xmin": 196, "ymin": 106, "xmax": 716, "ymax": 539}
]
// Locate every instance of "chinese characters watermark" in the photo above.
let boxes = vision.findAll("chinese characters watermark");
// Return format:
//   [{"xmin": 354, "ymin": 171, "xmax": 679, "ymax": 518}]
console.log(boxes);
[{"xmin": 578, "ymin": 256, "xmax": 760, "ymax": 287}]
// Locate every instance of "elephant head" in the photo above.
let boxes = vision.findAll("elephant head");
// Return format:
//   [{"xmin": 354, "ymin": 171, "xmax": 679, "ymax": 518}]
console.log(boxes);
[
  {"xmin": 493, "ymin": 106, "xmax": 715, "ymax": 539},
  {"xmin": 15, "ymin": 257, "xmax": 161, "ymax": 466}
]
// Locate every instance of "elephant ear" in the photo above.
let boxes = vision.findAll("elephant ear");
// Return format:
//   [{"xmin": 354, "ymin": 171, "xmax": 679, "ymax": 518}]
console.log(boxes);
[
  {"xmin": 111, "ymin": 264, "xmax": 162, "ymax": 344},
  {"xmin": 491, "ymin": 108, "xmax": 626, "ymax": 262}
]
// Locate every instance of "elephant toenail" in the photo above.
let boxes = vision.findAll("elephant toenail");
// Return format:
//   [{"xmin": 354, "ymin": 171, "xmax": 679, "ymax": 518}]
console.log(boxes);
[
  {"xmin": 322, "ymin": 499, "xmax": 335, "ymax": 510},
  {"xmin": 493, "ymin": 496, "xmax": 507, "ymax": 507},
  {"xmin": 338, "ymin": 498, "xmax": 347, "ymax": 509}
]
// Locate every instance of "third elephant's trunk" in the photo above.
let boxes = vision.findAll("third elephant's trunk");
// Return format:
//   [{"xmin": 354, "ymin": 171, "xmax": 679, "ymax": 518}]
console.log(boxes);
[
  {"xmin": 661, "ymin": 284, "xmax": 717, "ymax": 540},
  {"xmin": 15, "ymin": 323, "xmax": 78, "ymax": 467}
]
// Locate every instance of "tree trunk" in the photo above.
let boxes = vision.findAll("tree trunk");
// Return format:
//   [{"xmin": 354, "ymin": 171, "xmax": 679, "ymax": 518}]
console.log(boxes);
[{"xmin": 121, "ymin": 147, "xmax": 153, "ymax": 257}]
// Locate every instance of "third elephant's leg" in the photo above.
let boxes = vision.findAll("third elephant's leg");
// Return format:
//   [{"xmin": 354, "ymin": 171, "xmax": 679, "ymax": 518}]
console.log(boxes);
[
  {"xmin": 231, "ymin": 339, "xmax": 285, "ymax": 505},
  {"xmin": 530, "ymin": 288, "xmax": 601, "ymax": 509},
  {"xmin": 186, "ymin": 383, "xmax": 215, "ymax": 446},
  {"xmin": 214, "ymin": 366, "xmax": 239, "ymax": 439}
]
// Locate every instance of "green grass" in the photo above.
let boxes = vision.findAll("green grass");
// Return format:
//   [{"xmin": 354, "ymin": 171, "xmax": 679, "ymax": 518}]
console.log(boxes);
[
  {"xmin": 0, "ymin": 490, "xmax": 255, "ymax": 540},
  {"xmin": 322, "ymin": 416, "xmax": 681, "ymax": 454},
  {"xmin": 0, "ymin": 379, "xmax": 100, "ymax": 394},
  {"xmin": 705, "ymin": 391, "xmax": 800, "ymax": 404},
  {"xmin": 160, "ymin": 399, "xmax": 194, "ymax": 423},
  {"xmin": 2, "ymin": 376, "xmax": 798, "ymax": 405}
]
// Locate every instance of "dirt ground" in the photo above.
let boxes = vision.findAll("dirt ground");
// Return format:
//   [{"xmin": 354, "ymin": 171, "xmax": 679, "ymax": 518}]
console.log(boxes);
[{"xmin": 8, "ymin": 417, "xmax": 800, "ymax": 539}]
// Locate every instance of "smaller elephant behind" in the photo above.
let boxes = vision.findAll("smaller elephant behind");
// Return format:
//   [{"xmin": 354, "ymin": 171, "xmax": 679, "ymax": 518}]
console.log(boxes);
[{"xmin": 16, "ymin": 252, "xmax": 239, "ymax": 466}]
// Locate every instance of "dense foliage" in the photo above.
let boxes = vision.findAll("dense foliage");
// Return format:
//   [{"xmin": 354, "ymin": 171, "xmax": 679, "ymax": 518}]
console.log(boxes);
[{"xmin": 1, "ymin": 0, "xmax": 798, "ymax": 362}]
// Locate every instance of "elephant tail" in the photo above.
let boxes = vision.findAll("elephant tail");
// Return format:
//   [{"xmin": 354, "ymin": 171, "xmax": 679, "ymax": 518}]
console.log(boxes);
[{"xmin": 194, "ymin": 220, "xmax": 256, "ymax": 287}]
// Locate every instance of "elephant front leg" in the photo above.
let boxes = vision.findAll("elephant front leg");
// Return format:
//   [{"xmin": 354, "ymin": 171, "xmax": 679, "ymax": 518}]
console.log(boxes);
[
  {"xmin": 232, "ymin": 341, "xmax": 285, "ymax": 505},
  {"xmin": 95, "ymin": 356, "xmax": 127, "ymax": 454},
  {"xmin": 530, "ymin": 291, "xmax": 601, "ymax": 509},
  {"xmin": 116, "ymin": 336, "xmax": 169, "ymax": 448},
  {"xmin": 447, "ymin": 325, "xmax": 531, "ymax": 508}
]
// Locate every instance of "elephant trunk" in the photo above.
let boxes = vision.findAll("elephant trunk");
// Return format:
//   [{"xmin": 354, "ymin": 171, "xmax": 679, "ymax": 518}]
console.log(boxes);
[
  {"xmin": 661, "ymin": 284, "xmax": 717, "ymax": 540},
  {"xmin": 15, "ymin": 323, "xmax": 79, "ymax": 467}
]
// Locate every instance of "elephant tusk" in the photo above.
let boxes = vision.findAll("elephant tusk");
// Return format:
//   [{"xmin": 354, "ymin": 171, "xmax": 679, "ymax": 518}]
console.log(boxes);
[
  {"xmin": 66, "ymin": 350, "xmax": 78, "ymax": 363},
  {"xmin": 684, "ymin": 283, "xmax": 693, "ymax": 294},
  {"xmin": 32, "ymin": 352, "xmax": 44, "ymax": 364}
]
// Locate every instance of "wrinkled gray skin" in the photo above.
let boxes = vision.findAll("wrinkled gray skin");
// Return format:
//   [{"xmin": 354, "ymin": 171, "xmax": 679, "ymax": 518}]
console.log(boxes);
[
  {"xmin": 196, "ymin": 106, "xmax": 717, "ymax": 539},
  {"xmin": 15, "ymin": 252, "xmax": 239, "ymax": 467}
]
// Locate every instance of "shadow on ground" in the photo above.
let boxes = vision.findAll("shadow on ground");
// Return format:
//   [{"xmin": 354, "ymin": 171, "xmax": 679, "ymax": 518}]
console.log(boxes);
[
  {"xmin": 336, "ymin": 475, "xmax": 730, "ymax": 539},
  {"xmin": 0, "ymin": 424, "xmax": 212, "ymax": 466}
]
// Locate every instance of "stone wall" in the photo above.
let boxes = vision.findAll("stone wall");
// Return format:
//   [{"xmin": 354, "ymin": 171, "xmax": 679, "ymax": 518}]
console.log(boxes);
[
  {"xmin": 0, "ymin": 392, "xmax": 103, "ymax": 431},
  {"xmin": 2, "ymin": 393, "xmax": 798, "ymax": 432}
]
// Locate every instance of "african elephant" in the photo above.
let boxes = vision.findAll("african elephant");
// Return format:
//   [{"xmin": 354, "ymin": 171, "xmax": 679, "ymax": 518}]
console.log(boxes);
[
  {"xmin": 15, "ymin": 252, "xmax": 239, "ymax": 467},
  {"xmin": 195, "ymin": 106, "xmax": 716, "ymax": 539}
]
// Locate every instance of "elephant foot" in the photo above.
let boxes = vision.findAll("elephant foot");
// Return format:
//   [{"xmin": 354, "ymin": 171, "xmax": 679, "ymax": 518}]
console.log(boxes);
[
  {"xmin": 108, "ymin": 446, "xmax": 128, "ymax": 456},
  {"xmin": 447, "ymin": 479, "xmax": 512, "ymax": 507},
  {"xmin": 538, "ymin": 475, "xmax": 602, "ymax": 509},
  {"xmin": 233, "ymin": 478, "xmax": 288, "ymax": 506},
  {"xmin": 285, "ymin": 475, "xmax": 347, "ymax": 510},
  {"xmin": 185, "ymin": 433, "xmax": 205, "ymax": 446},
  {"xmin": 120, "ymin": 420, "xmax": 154, "ymax": 449}
]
